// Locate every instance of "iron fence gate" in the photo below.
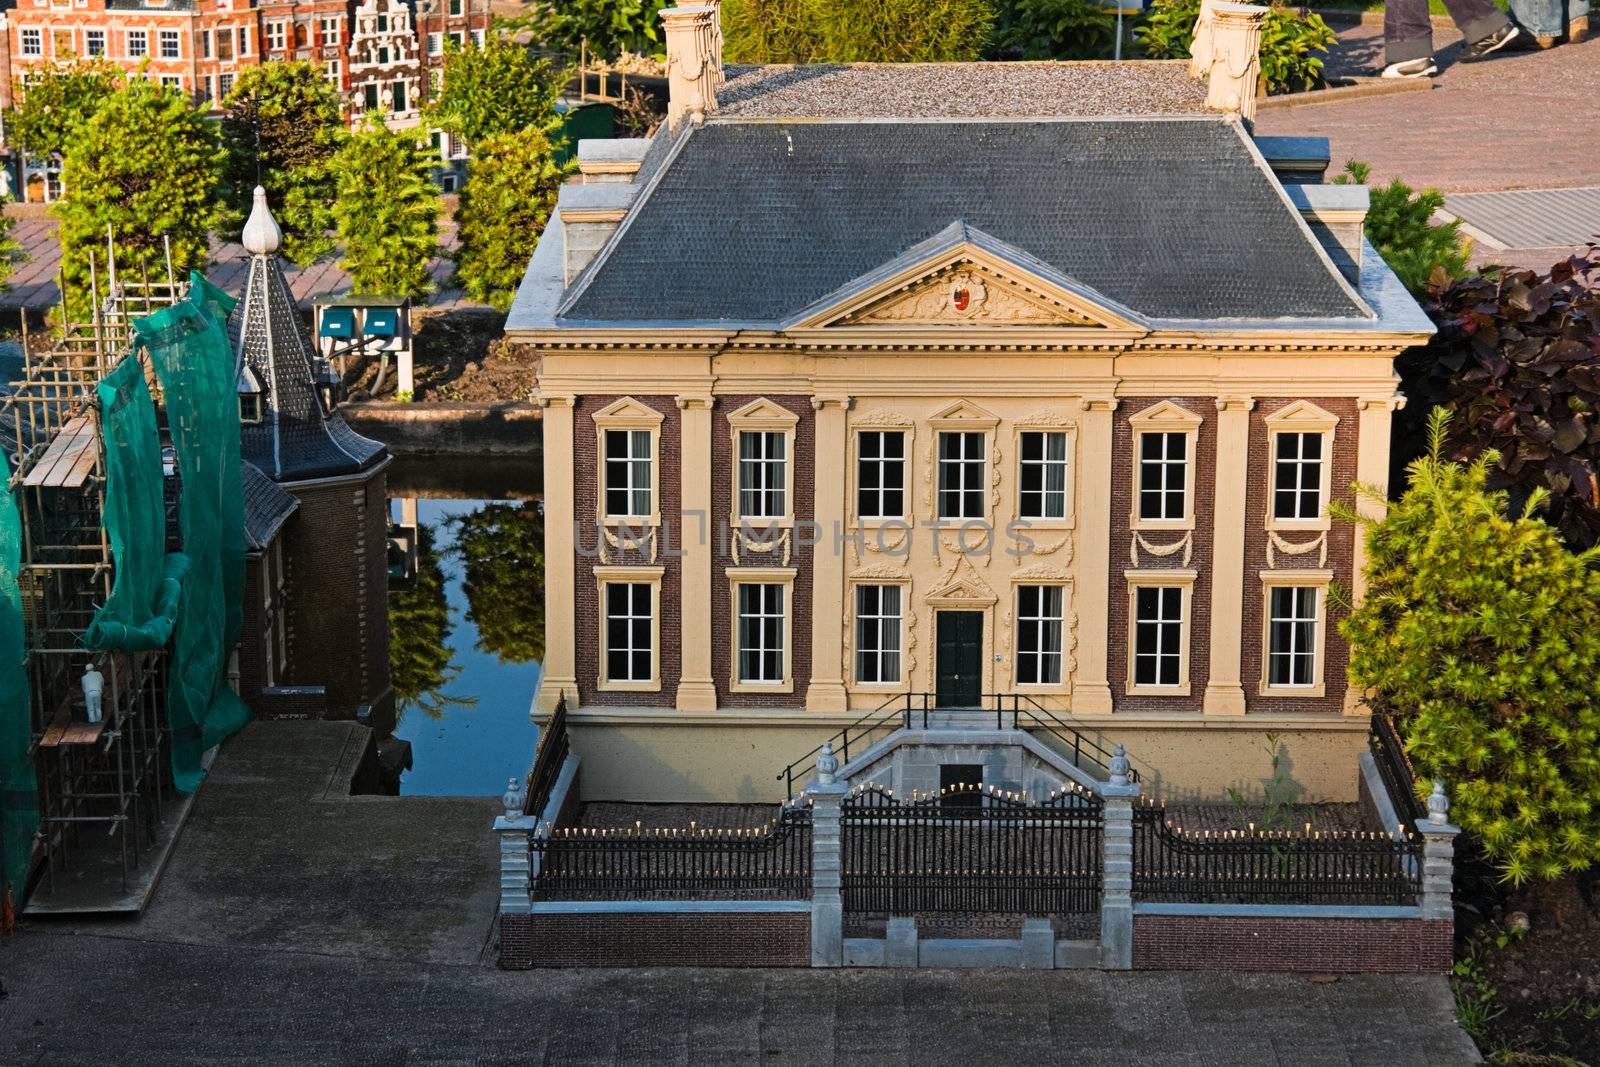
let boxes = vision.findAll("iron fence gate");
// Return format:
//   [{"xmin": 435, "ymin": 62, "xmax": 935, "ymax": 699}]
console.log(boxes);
[{"xmin": 841, "ymin": 783, "xmax": 1104, "ymax": 915}]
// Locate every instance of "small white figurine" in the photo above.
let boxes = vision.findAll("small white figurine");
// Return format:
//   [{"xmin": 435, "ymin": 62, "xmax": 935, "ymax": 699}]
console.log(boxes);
[{"xmin": 82, "ymin": 663, "xmax": 105, "ymax": 724}]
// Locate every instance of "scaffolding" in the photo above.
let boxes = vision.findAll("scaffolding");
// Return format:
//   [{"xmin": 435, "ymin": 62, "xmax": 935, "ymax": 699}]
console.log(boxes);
[{"xmin": 2, "ymin": 235, "xmax": 183, "ymax": 895}]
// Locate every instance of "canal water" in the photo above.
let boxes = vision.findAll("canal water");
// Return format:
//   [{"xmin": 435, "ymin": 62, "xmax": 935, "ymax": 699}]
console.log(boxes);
[{"xmin": 385, "ymin": 455, "xmax": 544, "ymax": 796}]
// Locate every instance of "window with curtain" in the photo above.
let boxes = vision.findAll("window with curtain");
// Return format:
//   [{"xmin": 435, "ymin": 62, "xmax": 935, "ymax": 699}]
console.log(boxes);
[
  {"xmin": 1018, "ymin": 431, "xmax": 1069, "ymax": 520},
  {"xmin": 855, "ymin": 585, "xmax": 902, "ymax": 684},
  {"xmin": 737, "ymin": 583, "xmax": 785, "ymax": 683},
  {"xmin": 738, "ymin": 431, "xmax": 787, "ymax": 519},
  {"xmin": 1016, "ymin": 585, "xmax": 1064, "ymax": 685}
]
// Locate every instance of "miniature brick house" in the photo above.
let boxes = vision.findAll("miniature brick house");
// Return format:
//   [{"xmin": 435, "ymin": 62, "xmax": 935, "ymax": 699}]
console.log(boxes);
[
  {"xmin": 231, "ymin": 188, "xmax": 394, "ymax": 722},
  {"xmin": 505, "ymin": 3, "xmax": 1436, "ymax": 804}
]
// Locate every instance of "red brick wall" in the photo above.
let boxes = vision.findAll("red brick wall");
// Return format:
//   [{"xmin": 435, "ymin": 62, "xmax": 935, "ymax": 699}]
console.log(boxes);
[
  {"xmin": 280, "ymin": 467, "xmax": 393, "ymax": 720},
  {"xmin": 498, "ymin": 909, "xmax": 811, "ymax": 969},
  {"xmin": 1241, "ymin": 398, "xmax": 1358, "ymax": 714},
  {"xmin": 572, "ymin": 395, "xmax": 681, "ymax": 707},
  {"xmin": 712, "ymin": 396, "xmax": 815, "ymax": 707},
  {"xmin": 1133, "ymin": 914, "xmax": 1453, "ymax": 973},
  {"xmin": 1108, "ymin": 398, "xmax": 1217, "ymax": 711}
]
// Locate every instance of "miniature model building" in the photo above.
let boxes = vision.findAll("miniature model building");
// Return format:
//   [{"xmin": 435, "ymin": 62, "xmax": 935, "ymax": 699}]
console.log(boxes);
[
  {"xmin": 506, "ymin": 4, "xmax": 1435, "ymax": 803},
  {"xmin": 231, "ymin": 188, "xmax": 394, "ymax": 722}
]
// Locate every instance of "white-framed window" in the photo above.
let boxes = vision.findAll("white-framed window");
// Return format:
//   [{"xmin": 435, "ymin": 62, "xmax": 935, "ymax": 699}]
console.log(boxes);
[
  {"xmin": 391, "ymin": 79, "xmax": 407, "ymax": 112},
  {"xmin": 449, "ymin": 0, "xmax": 463, "ymax": 14},
  {"xmin": 1267, "ymin": 586, "xmax": 1318, "ymax": 688},
  {"xmin": 126, "ymin": 29, "xmax": 147, "ymax": 57},
  {"xmin": 20, "ymin": 28, "xmax": 42, "ymax": 56},
  {"xmin": 603, "ymin": 429, "xmax": 652, "ymax": 519},
  {"xmin": 937, "ymin": 431, "xmax": 986, "ymax": 519},
  {"xmin": 320, "ymin": 16, "xmax": 341, "ymax": 45},
  {"xmin": 1018, "ymin": 430, "xmax": 1070, "ymax": 521},
  {"xmin": 450, "ymin": 29, "xmax": 465, "ymax": 47},
  {"xmin": 160, "ymin": 74, "xmax": 183, "ymax": 91},
  {"xmin": 217, "ymin": 25, "xmax": 233, "ymax": 60},
  {"xmin": 324, "ymin": 59, "xmax": 340, "ymax": 84},
  {"xmin": 266, "ymin": 20, "xmax": 285, "ymax": 50},
  {"xmin": 218, "ymin": 72, "xmax": 234, "ymax": 97},
  {"xmin": 199, "ymin": 28, "xmax": 211, "ymax": 58},
  {"xmin": 363, "ymin": 83, "xmax": 379, "ymax": 111},
  {"xmin": 1138, "ymin": 432, "xmax": 1188, "ymax": 521},
  {"xmin": 86, "ymin": 28, "xmax": 106, "ymax": 56},
  {"xmin": 736, "ymin": 582, "xmax": 786, "ymax": 685},
  {"xmin": 428, "ymin": 30, "xmax": 442, "ymax": 55},
  {"xmin": 854, "ymin": 584, "xmax": 903, "ymax": 685},
  {"xmin": 1272, "ymin": 432, "xmax": 1324, "ymax": 522},
  {"xmin": 377, "ymin": 45, "xmax": 390, "ymax": 65},
  {"xmin": 602, "ymin": 582, "xmax": 653, "ymax": 686},
  {"xmin": 1127, "ymin": 573, "xmax": 1193, "ymax": 695},
  {"xmin": 1264, "ymin": 400, "xmax": 1338, "ymax": 531},
  {"xmin": 238, "ymin": 25, "xmax": 250, "ymax": 55},
  {"xmin": 472, "ymin": 28, "xmax": 485, "ymax": 46},
  {"xmin": 738, "ymin": 431, "xmax": 786, "ymax": 520},
  {"xmin": 159, "ymin": 28, "xmax": 180, "ymax": 57},
  {"xmin": 856, "ymin": 430, "xmax": 905, "ymax": 521},
  {"xmin": 1016, "ymin": 585, "xmax": 1065, "ymax": 686}
]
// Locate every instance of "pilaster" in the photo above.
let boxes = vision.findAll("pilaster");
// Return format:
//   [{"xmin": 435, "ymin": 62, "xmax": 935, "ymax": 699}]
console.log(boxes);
[
  {"xmin": 1204, "ymin": 395, "xmax": 1253, "ymax": 716},
  {"xmin": 807, "ymin": 395, "xmax": 851, "ymax": 712},
  {"xmin": 675, "ymin": 395, "xmax": 719, "ymax": 711},
  {"xmin": 1347, "ymin": 395, "xmax": 1402, "ymax": 714},
  {"xmin": 1074, "ymin": 396, "xmax": 1118, "ymax": 714},
  {"xmin": 536, "ymin": 394, "xmax": 579, "ymax": 711}
]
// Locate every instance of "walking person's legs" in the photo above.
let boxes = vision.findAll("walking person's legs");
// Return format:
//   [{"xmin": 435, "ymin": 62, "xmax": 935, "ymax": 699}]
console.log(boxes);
[
  {"xmin": 1439, "ymin": 0, "xmax": 1522, "ymax": 60},
  {"xmin": 1385, "ymin": 0, "xmax": 1437, "ymax": 65}
]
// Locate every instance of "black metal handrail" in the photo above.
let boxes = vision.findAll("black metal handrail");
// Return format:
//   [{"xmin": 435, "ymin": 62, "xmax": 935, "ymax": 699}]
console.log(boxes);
[
  {"xmin": 1369, "ymin": 711, "xmax": 1427, "ymax": 834},
  {"xmin": 523, "ymin": 695, "xmax": 570, "ymax": 818},
  {"xmin": 775, "ymin": 692, "xmax": 1132, "ymax": 798}
]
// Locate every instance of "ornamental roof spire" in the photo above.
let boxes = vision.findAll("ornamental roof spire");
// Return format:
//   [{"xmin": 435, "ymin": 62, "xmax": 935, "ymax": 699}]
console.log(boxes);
[{"xmin": 241, "ymin": 185, "xmax": 283, "ymax": 257}]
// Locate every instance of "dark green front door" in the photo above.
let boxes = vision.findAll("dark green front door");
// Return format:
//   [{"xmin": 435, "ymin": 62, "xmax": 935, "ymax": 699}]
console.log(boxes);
[{"xmin": 935, "ymin": 611, "xmax": 983, "ymax": 707}]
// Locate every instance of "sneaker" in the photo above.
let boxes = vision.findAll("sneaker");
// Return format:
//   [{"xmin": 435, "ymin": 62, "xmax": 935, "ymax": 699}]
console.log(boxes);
[
  {"xmin": 1381, "ymin": 57, "xmax": 1439, "ymax": 78},
  {"xmin": 1461, "ymin": 24, "xmax": 1522, "ymax": 61}
]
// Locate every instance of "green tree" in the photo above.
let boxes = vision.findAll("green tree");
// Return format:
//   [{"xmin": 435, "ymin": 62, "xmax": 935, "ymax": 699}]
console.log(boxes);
[
  {"xmin": 424, "ymin": 37, "xmax": 566, "ymax": 149},
  {"xmin": 220, "ymin": 61, "xmax": 347, "ymax": 266},
  {"xmin": 724, "ymin": 0, "xmax": 996, "ymax": 62},
  {"xmin": 1333, "ymin": 161, "xmax": 1471, "ymax": 294},
  {"xmin": 328, "ymin": 117, "xmax": 440, "ymax": 299},
  {"xmin": 5, "ymin": 59, "xmax": 121, "ymax": 161},
  {"xmin": 388, "ymin": 524, "xmax": 472, "ymax": 720},
  {"xmin": 450, "ymin": 502, "xmax": 544, "ymax": 664},
  {"xmin": 520, "ymin": 0, "xmax": 670, "ymax": 59},
  {"xmin": 53, "ymin": 78, "xmax": 223, "ymax": 321},
  {"xmin": 1341, "ymin": 410, "xmax": 1600, "ymax": 886},
  {"xmin": 451, "ymin": 130, "xmax": 567, "ymax": 312},
  {"xmin": 0, "ymin": 204, "xmax": 26, "ymax": 292}
]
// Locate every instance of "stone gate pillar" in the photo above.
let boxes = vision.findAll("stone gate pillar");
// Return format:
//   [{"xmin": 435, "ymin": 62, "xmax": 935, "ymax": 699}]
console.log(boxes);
[
  {"xmin": 1419, "ymin": 780, "xmax": 1461, "ymax": 923},
  {"xmin": 1100, "ymin": 745, "xmax": 1139, "ymax": 970},
  {"xmin": 809, "ymin": 743, "xmax": 848, "ymax": 967}
]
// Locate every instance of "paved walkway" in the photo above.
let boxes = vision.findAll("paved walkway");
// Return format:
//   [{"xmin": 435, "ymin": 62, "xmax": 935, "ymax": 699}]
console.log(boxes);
[{"xmin": 0, "ymin": 720, "xmax": 1481, "ymax": 1065}]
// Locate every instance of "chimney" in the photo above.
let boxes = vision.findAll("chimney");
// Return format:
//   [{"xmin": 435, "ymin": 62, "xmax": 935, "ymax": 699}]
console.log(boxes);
[
  {"xmin": 661, "ymin": 2, "xmax": 724, "ymax": 132},
  {"xmin": 1285, "ymin": 184, "xmax": 1369, "ymax": 284},
  {"xmin": 1193, "ymin": 2, "xmax": 1267, "ymax": 125}
]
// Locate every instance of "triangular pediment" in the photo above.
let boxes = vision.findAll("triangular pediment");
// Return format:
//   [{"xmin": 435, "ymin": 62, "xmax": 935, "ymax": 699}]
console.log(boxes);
[
  {"xmin": 594, "ymin": 396, "xmax": 666, "ymax": 425},
  {"xmin": 728, "ymin": 397, "xmax": 800, "ymax": 427},
  {"xmin": 928, "ymin": 399, "xmax": 1000, "ymax": 427},
  {"xmin": 785, "ymin": 224, "xmax": 1147, "ymax": 333}
]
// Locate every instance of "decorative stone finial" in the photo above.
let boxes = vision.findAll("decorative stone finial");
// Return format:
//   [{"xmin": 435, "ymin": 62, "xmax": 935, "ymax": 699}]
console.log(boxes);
[
  {"xmin": 1426, "ymin": 780, "xmax": 1450, "ymax": 824},
  {"xmin": 503, "ymin": 776, "xmax": 525, "ymax": 817},
  {"xmin": 241, "ymin": 185, "xmax": 282, "ymax": 257},
  {"xmin": 661, "ymin": 3, "xmax": 723, "ymax": 132},
  {"xmin": 1109, "ymin": 743, "xmax": 1130, "ymax": 787},
  {"xmin": 816, "ymin": 741, "xmax": 839, "ymax": 785}
]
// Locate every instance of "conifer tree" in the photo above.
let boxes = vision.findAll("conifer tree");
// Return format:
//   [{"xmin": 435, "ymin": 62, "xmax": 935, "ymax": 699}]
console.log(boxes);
[
  {"xmin": 451, "ymin": 129, "xmax": 565, "ymax": 312},
  {"xmin": 5, "ymin": 59, "xmax": 121, "ymax": 161},
  {"xmin": 328, "ymin": 118, "xmax": 440, "ymax": 300},
  {"xmin": 423, "ymin": 37, "xmax": 565, "ymax": 150},
  {"xmin": 52, "ymin": 78, "xmax": 223, "ymax": 321},
  {"xmin": 1342, "ymin": 410, "xmax": 1600, "ymax": 885},
  {"xmin": 221, "ymin": 61, "xmax": 347, "ymax": 266}
]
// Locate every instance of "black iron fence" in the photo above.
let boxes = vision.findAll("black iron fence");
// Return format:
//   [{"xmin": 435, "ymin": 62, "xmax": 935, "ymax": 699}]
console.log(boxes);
[
  {"xmin": 1132, "ymin": 800, "xmax": 1422, "ymax": 906},
  {"xmin": 841, "ymin": 783, "xmax": 1104, "ymax": 916},
  {"xmin": 530, "ymin": 804, "xmax": 813, "ymax": 900},
  {"xmin": 522, "ymin": 696, "xmax": 570, "ymax": 818},
  {"xmin": 1369, "ymin": 712, "xmax": 1427, "ymax": 834}
]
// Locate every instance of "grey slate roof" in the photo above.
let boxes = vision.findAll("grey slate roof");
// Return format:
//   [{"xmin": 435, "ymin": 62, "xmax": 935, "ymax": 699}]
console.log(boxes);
[
  {"xmin": 559, "ymin": 118, "xmax": 1369, "ymax": 325},
  {"xmin": 242, "ymin": 461, "xmax": 299, "ymax": 552},
  {"xmin": 229, "ymin": 254, "xmax": 386, "ymax": 482}
]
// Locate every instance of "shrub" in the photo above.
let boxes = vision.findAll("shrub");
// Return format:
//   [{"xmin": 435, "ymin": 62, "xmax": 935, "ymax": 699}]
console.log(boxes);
[
  {"xmin": 1137, "ymin": 0, "xmax": 1336, "ymax": 94},
  {"xmin": 1333, "ymin": 161, "xmax": 1472, "ymax": 294},
  {"xmin": 992, "ymin": 0, "xmax": 1117, "ymax": 59},
  {"xmin": 328, "ymin": 118, "xmax": 440, "ymax": 300},
  {"xmin": 53, "ymin": 78, "xmax": 222, "ymax": 322},
  {"xmin": 220, "ymin": 61, "xmax": 347, "ymax": 266},
  {"xmin": 423, "ymin": 37, "xmax": 566, "ymax": 149},
  {"xmin": 723, "ymin": 0, "xmax": 996, "ymax": 63},
  {"xmin": 1341, "ymin": 409, "xmax": 1600, "ymax": 886},
  {"xmin": 451, "ymin": 129, "xmax": 568, "ymax": 313},
  {"xmin": 1396, "ymin": 246, "xmax": 1600, "ymax": 550}
]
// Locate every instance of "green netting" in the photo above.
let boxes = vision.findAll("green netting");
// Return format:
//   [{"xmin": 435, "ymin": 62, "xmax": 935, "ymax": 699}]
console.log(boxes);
[
  {"xmin": 0, "ymin": 449, "xmax": 37, "ymax": 905},
  {"xmin": 133, "ymin": 271, "xmax": 250, "ymax": 793},
  {"xmin": 83, "ymin": 356, "xmax": 187, "ymax": 652}
]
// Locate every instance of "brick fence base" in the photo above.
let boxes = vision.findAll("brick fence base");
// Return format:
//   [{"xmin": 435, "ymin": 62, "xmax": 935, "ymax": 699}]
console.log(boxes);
[
  {"xmin": 499, "ymin": 909, "xmax": 811, "ymax": 969},
  {"xmin": 1133, "ymin": 914, "xmax": 1453, "ymax": 973}
]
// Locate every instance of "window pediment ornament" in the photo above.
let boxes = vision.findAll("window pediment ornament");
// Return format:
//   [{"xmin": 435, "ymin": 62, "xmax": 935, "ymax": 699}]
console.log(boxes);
[
  {"xmin": 593, "ymin": 396, "xmax": 664, "ymax": 428},
  {"xmin": 1264, "ymin": 399, "xmax": 1340, "ymax": 430},
  {"xmin": 927, "ymin": 399, "xmax": 1000, "ymax": 429},
  {"xmin": 924, "ymin": 556, "xmax": 998, "ymax": 606},
  {"xmin": 852, "ymin": 407, "xmax": 915, "ymax": 428},
  {"xmin": 1128, "ymin": 400, "xmax": 1203, "ymax": 430},
  {"xmin": 843, "ymin": 261, "xmax": 1104, "ymax": 328},
  {"xmin": 850, "ymin": 562, "xmax": 911, "ymax": 581},
  {"xmin": 728, "ymin": 397, "xmax": 799, "ymax": 428}
]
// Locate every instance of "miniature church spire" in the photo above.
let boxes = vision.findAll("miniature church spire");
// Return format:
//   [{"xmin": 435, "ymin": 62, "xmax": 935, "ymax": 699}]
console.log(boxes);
[{"xmin": 241, "ymin": 185, "xmax": 283, "ymax": 257}]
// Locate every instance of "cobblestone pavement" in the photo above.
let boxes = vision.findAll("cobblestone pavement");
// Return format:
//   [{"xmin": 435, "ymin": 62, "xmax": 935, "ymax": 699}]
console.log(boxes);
[{"xmin": 0, "ymin": 934, "xmax": 1480, "ymax": 1066}]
